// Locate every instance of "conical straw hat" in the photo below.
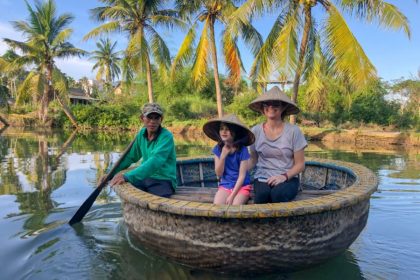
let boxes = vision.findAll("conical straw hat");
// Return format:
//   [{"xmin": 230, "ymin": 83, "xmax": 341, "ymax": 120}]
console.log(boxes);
[
  {"xmin": 203, "ymin": 114, "xmax": 255, "ymax": 146},
  {"xmin": 249, "ymin": 86, "xmax": 300, "ymax": 115}
]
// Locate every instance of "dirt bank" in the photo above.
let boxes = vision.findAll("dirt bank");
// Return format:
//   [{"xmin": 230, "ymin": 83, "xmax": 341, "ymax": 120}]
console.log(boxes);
[{"xmin": 168, "ymin": 125, "xmax": 420, "ymax": 148}]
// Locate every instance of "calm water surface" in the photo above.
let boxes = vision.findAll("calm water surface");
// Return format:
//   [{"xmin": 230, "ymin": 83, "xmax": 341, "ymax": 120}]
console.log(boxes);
[{"xmin": 1, "ymin": 128, "xmax": 419, "ymax": 280}]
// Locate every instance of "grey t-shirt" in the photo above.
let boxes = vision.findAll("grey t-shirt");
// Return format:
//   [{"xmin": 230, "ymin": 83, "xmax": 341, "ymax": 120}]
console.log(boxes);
[{"xmin": 250, "ymin": 123, "xmax": 307, "ymax": 179}]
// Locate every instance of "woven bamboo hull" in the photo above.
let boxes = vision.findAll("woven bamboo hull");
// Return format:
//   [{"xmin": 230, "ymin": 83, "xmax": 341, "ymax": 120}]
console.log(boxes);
[
  {"xmin": 114, "ymin": 157, "xmax": 377, "ymax": 274},
  {"xmin": 122, "ymin": 200, "xmax": 368, "ymax": 273}
]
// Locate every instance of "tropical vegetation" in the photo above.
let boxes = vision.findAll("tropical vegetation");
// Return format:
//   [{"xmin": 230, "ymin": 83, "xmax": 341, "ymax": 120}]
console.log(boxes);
[
  {"xmin": 2, "ymin": 0, "xmax": 85, "ymax": 126},
  {"xmin": 0, "ymin": 0, "xmax": 419, "ymax": 132}
]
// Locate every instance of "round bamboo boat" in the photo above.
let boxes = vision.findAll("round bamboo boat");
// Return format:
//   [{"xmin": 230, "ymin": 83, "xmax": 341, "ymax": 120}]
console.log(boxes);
[{"xmin": 114, "ymin": 157, "xmax": 378, "ymax": 274}]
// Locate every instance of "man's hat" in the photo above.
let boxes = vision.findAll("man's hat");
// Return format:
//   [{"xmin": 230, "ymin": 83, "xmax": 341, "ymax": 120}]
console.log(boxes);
[
  {"xmin": 142, "ymin": 103, "xmax": 163, "ymax": 117},
  {"xmin": 203, "ymin": 114, "xmax": 255, "ymax": 146}
]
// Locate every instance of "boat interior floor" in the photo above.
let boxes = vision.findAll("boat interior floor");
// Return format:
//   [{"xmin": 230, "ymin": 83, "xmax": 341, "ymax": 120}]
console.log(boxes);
[{"xmin": 171, "ymin": 186, "xmax": 337, "ymax": 204}]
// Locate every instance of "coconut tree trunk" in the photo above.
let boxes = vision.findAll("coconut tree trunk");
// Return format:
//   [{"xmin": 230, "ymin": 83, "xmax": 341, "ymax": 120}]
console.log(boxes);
[
  {"xmin": 56, "ymin": 95, "xmax": 78, "ymax": 128},
  {"xmin": 145, "ymin": 55, "xmax": 154, "ymax": 103},
  {"xmin": 0, "ymin": 114, "xmax": 9, "ymax": 127},
  {"xmin": 40, "ymin": 65, "xmax": 54, "ymax": 124},
  {"xmin": 209, "ymin": 18, "xmax": 223, "ymax": 118},
  {"xmin": 291, "ymin": 5, "xmax": 312, "ymax": 124}
]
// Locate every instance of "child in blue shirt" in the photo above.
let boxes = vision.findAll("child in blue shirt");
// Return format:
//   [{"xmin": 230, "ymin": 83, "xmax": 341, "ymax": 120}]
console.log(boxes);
[{"xmin": 203, "ymin": 114, "xmax": 255, "ymax": 205}]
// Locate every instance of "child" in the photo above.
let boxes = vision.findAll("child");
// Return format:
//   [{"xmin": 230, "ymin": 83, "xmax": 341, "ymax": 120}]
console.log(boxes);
[{"xmin": 203, "ymin": 114, "xmax": 255, "ymax": 205}]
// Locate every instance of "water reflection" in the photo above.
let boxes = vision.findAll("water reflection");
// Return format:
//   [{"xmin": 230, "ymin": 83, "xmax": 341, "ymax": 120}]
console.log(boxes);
[{"xmin": 1, "ymin": 128, "xmax": 419, "ymax": 279}]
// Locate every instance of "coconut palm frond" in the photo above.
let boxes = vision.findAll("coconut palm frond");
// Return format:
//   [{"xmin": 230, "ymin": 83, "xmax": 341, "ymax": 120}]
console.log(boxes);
[
  {"xmin": 52, "ymin": 68, "xmax": 68, "ymax": 98},
  {"xmin": 51, "ymin": 29, "xmax": 73, "ymax": 46},
  {"xmin": 375, "ymin": 2, "xmax": 411, "ymax": 37},
  {"xmin": 10, "ymin": 20, "xmax": 34, "ymax": 36},
  {"xmin": 191, "ymin": 19, "xmax": 210, "ymax": 88},
  {"xmin": 150, "ymin": 14, "xmax": 188, "ymax": 30},
  {"xmin": 340, "ymin": 0, "xmax": 411, "ymax": 37},
  {"xmin": 83, "ymin": 21, "xmax": 121, "ymax": 41},
  {"xmin": 3, "ymin": 38, "xmax": 34, "ymax": 54},
  {"xmin": 305, "ymin": 38, "xmax": 327, "ymax": 111},
  {"xmin": 55, "ymin": 44, "xmax": 87, "ymax": 58},
  {"xmin": 271, "ymin": 8, "xmax": 299, "ymax": 76},
  {"xmin": 171, "ymin": 23, "xmax": 197, "ymax": 78},
  {"xmin": 126, "ymin": 29, "xmax": 149, "ymax": 72},
  {"xmin": 250, "ymin": 14, "xmax": 285, "ymax": 81},
  {"xmin": 325, "ymin": 4, "xmax": 376, "ymax": 89},
  {"xmin": 237, "ymin": 20, "xmax": 263, "ymax": 57},
  {"xmin": 148, "ymin": 26, "xmax": 171, "ymax": 78},
  {"xmin": 222, "ymin": 31, "xmax": 244, "ymax": 87},
  {"xmin": 89, "ymin": 6, "xmax": 109, "ymax": 22},
  {"xmin": 16, "ymin": 72, "xmax": 41, "ymax": 105}
]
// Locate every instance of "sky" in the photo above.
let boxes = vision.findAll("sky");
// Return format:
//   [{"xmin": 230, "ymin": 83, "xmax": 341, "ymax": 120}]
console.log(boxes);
[{"xmin": 0, "ymin": 0, "xmax": 419, "ymax": 83}]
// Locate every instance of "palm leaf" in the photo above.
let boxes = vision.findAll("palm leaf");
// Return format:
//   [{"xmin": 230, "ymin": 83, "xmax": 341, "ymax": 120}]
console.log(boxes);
[
  {"xmin": 52, "ymin": 68, "xmax": 68, "ymax": 99},
  {"xmin": 191, "ymin": 19, "xmax": 210, "ymax": 88},
  {"xmin": 51, "ymin": 29, "xmax": 72, "ymax": 46},
  {"xmin": 171, "ymin": 23, "xmax": 197, "ymax": 78},
  {"xmin": 325, "ymin": 4, "xmax": 376, "ymax": 88},
  {"xmin": 222, "ymin": 30, "xmax": 244, "ymax": 87},
  {"xmin": 83, "ymin": 21, "xmax": 121, "ymax": 40},
  {"xmin": 339, "ymin": 0, "xmax": 411, "ymax": 38}
]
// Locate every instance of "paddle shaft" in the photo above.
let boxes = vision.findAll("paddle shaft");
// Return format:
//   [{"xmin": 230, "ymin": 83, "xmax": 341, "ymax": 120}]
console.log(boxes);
[{"xmin": 69, "ymin": 139, "xmax": 135, "ymax": 225}]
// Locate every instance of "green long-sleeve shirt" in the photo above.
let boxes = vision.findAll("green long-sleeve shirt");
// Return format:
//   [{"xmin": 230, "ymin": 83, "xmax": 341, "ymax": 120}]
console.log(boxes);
[{"xmin": 111, "ymin": 127, "xmax": 177, "ymax": 189}]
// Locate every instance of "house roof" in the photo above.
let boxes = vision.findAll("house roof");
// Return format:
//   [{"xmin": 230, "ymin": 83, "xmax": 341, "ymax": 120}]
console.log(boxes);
[{"xmin": 68, "ymin": 88, "xmax": 98, "ymax": 101}]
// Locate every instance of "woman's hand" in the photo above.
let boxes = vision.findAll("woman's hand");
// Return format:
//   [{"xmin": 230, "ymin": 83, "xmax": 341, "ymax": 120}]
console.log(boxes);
[{"xmin": 267, "ymin": 174, "xmax": 287, "ymax": 187}]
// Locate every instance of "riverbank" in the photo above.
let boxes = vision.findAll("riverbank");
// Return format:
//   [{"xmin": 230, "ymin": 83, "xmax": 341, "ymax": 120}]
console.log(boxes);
[
  {"xmin": 1, "ymin": 113, "xmax": 419, "ymax": 147},
  {"xmin": 168, "ymin": 124, "xmax": 420, "ymax": 148}
]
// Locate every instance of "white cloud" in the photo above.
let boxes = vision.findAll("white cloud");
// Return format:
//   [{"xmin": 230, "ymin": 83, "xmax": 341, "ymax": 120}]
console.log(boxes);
[
  {"xmin": 0, "ymin": 21, "xmax": 23, "ymax": 55},
  {"xmin": 56, "ymin": 57, "xmax": 95, "ymax": 80}
]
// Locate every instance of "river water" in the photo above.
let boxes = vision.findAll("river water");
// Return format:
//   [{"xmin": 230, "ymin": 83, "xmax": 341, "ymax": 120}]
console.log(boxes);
[{"xmin": 0, "ymin": 128, "xmax": 419, "ymax": 279}]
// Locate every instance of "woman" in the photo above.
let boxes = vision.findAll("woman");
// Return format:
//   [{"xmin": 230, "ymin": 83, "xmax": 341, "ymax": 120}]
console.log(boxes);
[{"xmin": 248, "ymin": 86, "xmax": 307, "ymax": 203}]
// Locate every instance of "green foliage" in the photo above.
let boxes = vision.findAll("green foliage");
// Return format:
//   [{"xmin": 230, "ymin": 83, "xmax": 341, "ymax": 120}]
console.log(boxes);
[
  {"xmin": 59, "ymin": 103, "xmax": 140, "ymax": 128},
  {"xmin": 226, "ymin": 90, "xmax": 262, "ymax": 125}
]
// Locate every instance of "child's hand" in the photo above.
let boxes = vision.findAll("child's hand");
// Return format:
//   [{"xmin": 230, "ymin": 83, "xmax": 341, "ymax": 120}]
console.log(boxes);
[
  {"xmin": 226, "ymin": 193, "xmax": 235, "ymax": 205},
  {"xmin": 221, "ymin": 145, "xmax": 232, "ymax": 158}
]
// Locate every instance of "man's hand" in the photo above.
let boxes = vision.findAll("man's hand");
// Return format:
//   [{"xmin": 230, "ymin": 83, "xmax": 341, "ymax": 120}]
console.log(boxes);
[{"xmin": 109, "ymin": 173, "xmax": 126, "ymax": 186}]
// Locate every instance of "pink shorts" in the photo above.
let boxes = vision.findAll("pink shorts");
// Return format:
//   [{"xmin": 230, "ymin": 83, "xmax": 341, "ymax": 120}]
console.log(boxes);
[{"xmin": 218, "ymin": 185, "xmax": 252, "ymax": 197}]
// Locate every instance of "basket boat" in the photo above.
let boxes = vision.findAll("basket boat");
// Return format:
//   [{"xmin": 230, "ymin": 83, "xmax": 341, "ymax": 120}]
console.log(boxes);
[{"xmin": 114, "ymin": 157, "xmax": 378, "ymax": 274}]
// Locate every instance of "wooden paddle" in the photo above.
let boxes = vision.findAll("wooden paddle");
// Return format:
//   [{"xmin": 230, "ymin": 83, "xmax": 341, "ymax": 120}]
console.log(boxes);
[{"xmin": 69, "ymin": 138, "xmax": 135, "ymax": 225}]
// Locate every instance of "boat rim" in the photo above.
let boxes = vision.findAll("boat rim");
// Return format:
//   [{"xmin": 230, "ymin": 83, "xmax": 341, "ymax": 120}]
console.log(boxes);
[{"xmin": 113, "ymin": 157, "xmax": 378, "ymax": 219}]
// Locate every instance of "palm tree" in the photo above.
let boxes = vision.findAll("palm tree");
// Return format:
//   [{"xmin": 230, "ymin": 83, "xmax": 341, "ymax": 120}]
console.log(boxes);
[
  {"xmin": 0, "ymin": 50, "xmax": 27, "ymax": 99},
  {"xmin": 3, "ymin": 0, "xmax": 85, "ymax": 125},
  {"xmin": 234, "ymin": 0, "xmax": 411, "ymax": 123},
  {"xmin": 89, "ymin": 38, "xmax": 121, "ymax": 89},
  {"xmin": 173, "ymin": 0, "xmax": 262, "ymax": 117},
  {"xmin": 84, "ymin": 0, "xmax": 186, "ymax": 103}
]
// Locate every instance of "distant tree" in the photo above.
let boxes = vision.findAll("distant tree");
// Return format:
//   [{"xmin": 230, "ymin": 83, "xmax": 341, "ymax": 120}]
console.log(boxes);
[
  {"xmin": 0, "ymin": 50, "xmax": 27, "ymax": 98},
  {"xmin": 173, "ymin": 0, "xmax": 262, "ymax": 117},
  {"xmin": 78, "ymin": 77, "xmax": 92, "ymax": 96},
  {"xmin": 3, "ymin": 0, "xmax": 85, "ymax": 125},
  {"xmin": 89, "ymin": 38, "xmax": 121, "ymax": 89},
  {"xmin": 84, "ymin": 0, "xmax": 185, "ymax": 103}
]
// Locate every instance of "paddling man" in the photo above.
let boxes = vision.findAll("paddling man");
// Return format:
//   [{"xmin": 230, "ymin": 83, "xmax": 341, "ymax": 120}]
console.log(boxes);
[{"xmin": 108, "ymin": 103, "xmax": 177, "ymax": 197}]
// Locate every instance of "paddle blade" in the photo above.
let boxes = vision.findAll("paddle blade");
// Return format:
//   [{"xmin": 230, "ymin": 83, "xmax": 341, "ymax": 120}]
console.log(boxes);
[{"xmin": 69, "ymin": 185, "xmax": 103, "ymax": 226}]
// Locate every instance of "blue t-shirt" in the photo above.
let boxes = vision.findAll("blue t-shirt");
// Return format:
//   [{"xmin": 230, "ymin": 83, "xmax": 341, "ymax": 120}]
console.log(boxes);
[{"xmin": 212, "ymin": 145, "xmax": 251, "ymax": 189}]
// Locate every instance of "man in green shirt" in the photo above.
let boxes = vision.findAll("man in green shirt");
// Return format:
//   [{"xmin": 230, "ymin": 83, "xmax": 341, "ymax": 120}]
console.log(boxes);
[{"xmin": 109, "ymin": 103, "xmax": 177, "ymax": 197}]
